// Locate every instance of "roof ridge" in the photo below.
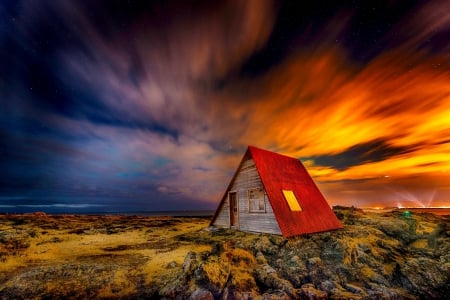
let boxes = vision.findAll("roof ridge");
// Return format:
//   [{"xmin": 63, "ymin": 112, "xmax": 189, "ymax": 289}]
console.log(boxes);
[{"xmin": 248, "ymin": 145, "xmax": 299, "ymax": 161}]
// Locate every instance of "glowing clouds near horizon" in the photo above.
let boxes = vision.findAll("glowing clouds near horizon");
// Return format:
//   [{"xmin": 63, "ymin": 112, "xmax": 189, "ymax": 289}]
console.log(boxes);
[
  {"xmin": 222, "ymin": 4, "xmax": 450, "ymax": 207},
  {"xmin": 238, "ymin": 50, "xmax": 450, "ymax": 206}
]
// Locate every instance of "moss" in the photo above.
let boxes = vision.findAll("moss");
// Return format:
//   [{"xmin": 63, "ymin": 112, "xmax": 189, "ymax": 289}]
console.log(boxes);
[{"xmin": 0, "ymin": 211, "xmax": 449, "ymax": 299}]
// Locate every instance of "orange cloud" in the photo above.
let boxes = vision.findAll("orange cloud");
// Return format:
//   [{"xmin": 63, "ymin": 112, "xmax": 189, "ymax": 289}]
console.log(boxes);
[
  {"xmin": 203, "ymin": 3, "xmax": 450, "ymax": 208},
  {"xmin": 229, "ymin": 39, "xmax": 449, "ymax": 183}
]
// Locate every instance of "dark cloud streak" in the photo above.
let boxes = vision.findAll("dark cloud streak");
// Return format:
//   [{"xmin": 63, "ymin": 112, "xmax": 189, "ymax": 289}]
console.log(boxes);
[{"xmin": 305, "ymin": 139, "xmax": 414, "ymax": 171}]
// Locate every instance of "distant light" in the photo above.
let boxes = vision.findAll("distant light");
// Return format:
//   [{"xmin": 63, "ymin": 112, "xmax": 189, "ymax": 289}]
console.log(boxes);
[{"xmin": 384, "ymin": 175, "xmax": 390, "ymax": 178}]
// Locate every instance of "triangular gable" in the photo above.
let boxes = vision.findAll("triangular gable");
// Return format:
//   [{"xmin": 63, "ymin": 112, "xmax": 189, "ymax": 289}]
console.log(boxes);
[
  {"xmin": 248, "ymin": 146, "xmax": 343, "ymax": 237},
  {"xmin": 210, "ymin": 150, "xmax": 251, "ymax": 226},
  {"xmin": 210, "ymin": 149, "xmax": 282, "ymax": 234}
]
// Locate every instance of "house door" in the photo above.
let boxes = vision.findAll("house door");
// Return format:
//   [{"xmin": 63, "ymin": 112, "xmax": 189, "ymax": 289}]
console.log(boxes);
[{"xmin": 229, "ymin": 192, "xmax": 237, "ymax": 227}]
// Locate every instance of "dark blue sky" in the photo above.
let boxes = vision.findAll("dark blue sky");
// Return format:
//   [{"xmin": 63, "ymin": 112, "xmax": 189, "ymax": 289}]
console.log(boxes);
[{"xmin": 1, "ymin": 0, "xmax": 449, "ymax": 213}]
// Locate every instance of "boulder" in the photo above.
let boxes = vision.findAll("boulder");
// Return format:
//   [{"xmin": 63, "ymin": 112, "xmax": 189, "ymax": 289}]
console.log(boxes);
[
  {"xmin": 254, "ymin": 263, "xmax": 295, "ymax": 297},
  {"xmin": 194, "ymin": 257, "xmax": 230, "ymax": 297},
  {"xmin": 190, "ymin": 289, "xmax": 214, "ymax": 300},
  {"xmin": 298, "ymin": 283, "xmax": 328, "ymax": 299}
]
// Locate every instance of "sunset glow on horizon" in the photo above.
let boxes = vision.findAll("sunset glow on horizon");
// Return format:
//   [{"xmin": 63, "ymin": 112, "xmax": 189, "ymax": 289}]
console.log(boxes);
[{"xmin": 1, "ymin": 0, "xmax": 449, "ymax": 212}]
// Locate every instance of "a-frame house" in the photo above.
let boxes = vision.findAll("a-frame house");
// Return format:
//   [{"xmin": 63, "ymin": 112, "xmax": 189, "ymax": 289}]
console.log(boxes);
[{"xmin": 210, "ymin": 146, "xmax": 343, "ymax": 237}]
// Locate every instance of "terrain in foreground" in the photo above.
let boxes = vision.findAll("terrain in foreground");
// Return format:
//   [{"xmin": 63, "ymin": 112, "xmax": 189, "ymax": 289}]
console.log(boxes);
[{"xmin": 0, "ymin": 208, "xmax": 449, "ymax": 299}]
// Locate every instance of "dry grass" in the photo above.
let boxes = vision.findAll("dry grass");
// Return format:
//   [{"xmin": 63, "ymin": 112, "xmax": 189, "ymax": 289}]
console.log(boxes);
[
  {"xmin": 339, "ymin": 227, "xmax": 400, "ymax": 266},
  {"xmin": 0, "ymin": 256, "xmax": 27, "ymax": 273},
  {"xmin": 410, "ymin": 239, "xmax": 428, "ymax": 249},
  {"xmin": 96, "ymin": 269, "xmax": 137, "ymax": 298},
  {"xmin": 0, "ymin": 214, "xmax": 210, "ymax": 298},
  {"xmin": 140, "ymin": 244, "xmax": 211, "ymax": 284},
  {"xmin": 1, "ymin": 210, "xmax": 448, "ymax": 299}
]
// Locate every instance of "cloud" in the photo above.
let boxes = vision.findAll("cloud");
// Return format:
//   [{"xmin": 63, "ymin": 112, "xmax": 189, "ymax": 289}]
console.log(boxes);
[
  {"xmin": 1, "ymin": 0, "xmax": 449, "ymax": 210},
  {"xmin": 305, "ymin": 139, "xmax": 413, "ymax": 171},
  {"xmin": 229, "ymin": 31, "xmax": 450, "ymax": 177},
  {"xmin": 1, "ymin": 0, "xmax": 278, "ymax": 206},
  {"xmin": 393, "ymin": 0, "xmax": 450, "ymax": 51}
]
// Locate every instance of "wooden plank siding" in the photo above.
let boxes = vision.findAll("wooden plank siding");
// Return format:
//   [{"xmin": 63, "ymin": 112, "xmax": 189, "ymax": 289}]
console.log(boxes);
[
  {"xmin": 228, "ymin": 158, "xmax": 282, "ymax": 235},
  {"xmin": 212, "ymin": 197, "xmax": 229, "ymax": 227}
]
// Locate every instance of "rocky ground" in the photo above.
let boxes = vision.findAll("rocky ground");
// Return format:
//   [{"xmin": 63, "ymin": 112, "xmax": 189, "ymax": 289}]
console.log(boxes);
[{"xmin": 0, "ymin": 208, "xmax": 448, "ymax": 299}]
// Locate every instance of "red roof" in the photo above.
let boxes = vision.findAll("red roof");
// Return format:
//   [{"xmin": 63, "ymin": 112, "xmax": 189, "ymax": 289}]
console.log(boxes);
[{"xmin": 248, "ymin": 146, "xmax": 342, "ymax": 237}]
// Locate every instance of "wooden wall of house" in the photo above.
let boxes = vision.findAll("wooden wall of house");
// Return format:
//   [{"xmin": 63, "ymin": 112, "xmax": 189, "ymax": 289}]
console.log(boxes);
[
  {"xmin": 230, "ymin": 158, "xmax": 282, "ymax": 235},
  {"xmin": 212, "ymin": 197, "xmax": 229, "ymax": 227}
]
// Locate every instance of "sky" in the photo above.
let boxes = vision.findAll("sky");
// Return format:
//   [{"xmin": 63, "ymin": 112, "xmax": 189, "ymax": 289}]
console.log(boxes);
[{"xmin": 1, "ymin": 0, "xmax": 449, "ymax": 213}]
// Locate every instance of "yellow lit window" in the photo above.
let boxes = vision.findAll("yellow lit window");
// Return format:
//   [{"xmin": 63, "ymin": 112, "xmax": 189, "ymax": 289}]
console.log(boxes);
[{"xmin": 282, "ymin": 190, "xmax": 302, "ymax": 211}]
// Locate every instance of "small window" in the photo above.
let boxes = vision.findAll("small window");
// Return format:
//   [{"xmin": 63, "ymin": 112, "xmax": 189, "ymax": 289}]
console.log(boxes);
[
  {"xmin": 248, "ymin": 188, "xmax": 265, "ymax": 212},
  {"xmin": 282, "ymin": 190, "xmax": 302, "ymax": 211}
]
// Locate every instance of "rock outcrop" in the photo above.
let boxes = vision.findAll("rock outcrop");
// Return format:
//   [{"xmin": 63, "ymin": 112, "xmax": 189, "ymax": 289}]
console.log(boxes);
[
  {"xmin": 0, "ymin": 208, "xmax": 448, "ymax": 299},
  {"xmin": 172, "ymin": 207, "xmax": 449, "ymax": 299}
]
